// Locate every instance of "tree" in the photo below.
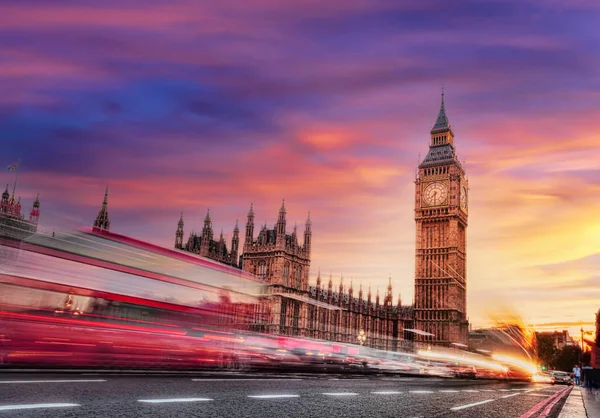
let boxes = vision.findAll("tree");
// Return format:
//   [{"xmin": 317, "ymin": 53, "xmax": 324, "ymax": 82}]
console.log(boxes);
[
  {"xmin": 537, "ymin": 334, "xmax": 557, "ymax": 368},
  {"xmin": 553, "ymin": 345, "xmax": 582, "ymax": 372}
]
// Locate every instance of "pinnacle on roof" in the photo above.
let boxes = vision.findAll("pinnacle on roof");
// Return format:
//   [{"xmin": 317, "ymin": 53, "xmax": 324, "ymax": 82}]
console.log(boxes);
[
  {"xmin": 234, "ymin": 219, "xmax": 239, "ymax": 232},
  {"xmin": 204, "ymin": 209, "xmax": 211, "ymax": 222},
  {"xmin": 430, "ymin": 86, "xmax": 453, "ymax": 135},
  {"xmin": 33, "ymin": 193, "xmax": 40, "ymax": 208}
]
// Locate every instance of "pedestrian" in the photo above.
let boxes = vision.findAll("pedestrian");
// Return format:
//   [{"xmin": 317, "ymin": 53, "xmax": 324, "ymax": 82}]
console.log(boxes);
[{"xmin": 572, "ymin": 364, "xmax": 581, "ymax": 386}]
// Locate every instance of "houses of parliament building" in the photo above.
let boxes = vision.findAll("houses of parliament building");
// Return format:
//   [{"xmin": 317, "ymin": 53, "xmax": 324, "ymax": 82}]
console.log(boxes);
[{"xmin": 92, "ymin": 93, "xmax": 469, "ymax": 350}]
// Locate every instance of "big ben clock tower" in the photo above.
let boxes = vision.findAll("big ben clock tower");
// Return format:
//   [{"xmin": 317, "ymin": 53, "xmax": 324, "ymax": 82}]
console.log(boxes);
[{"xmin": 414, "ymin": 91, "xmax": 469, "ymax": 346}]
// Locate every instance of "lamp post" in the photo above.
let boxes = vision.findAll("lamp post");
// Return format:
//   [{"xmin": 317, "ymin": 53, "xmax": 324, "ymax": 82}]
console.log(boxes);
[{"xmin": 357, "ymin": 329, "xmax": 366, "ymax": 346}]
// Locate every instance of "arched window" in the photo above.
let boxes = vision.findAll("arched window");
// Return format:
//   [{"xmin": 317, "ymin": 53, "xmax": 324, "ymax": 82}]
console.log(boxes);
[
  {"xmin": 258, "ymin": 260, "xmax": 267, "ymax": 280},
  {"xmin": 283, "ymin": 262, "xmax": 290, "ymax": 286},
  {"xmin": 295, "ymin": 266, "xmax": 302, "ymax": 289}
]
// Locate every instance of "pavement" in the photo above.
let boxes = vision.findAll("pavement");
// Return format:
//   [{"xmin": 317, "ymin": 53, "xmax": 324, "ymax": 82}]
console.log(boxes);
[
  {"xmin": 0, "ymin": 372, "xmax": 580, "ymax": 417},
  {"xmin": 580, "ymin": 385, "xmax": 600, "ymax": 418}
]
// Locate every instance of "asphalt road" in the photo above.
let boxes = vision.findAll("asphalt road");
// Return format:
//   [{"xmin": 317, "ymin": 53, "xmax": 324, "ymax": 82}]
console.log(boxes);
[{"xmin": 0, "ymin": 372, "xmax": 572, "ymax": 417}]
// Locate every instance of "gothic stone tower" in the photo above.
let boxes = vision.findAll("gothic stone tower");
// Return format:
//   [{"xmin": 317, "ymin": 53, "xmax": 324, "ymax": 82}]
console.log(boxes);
[
  {"xmin": 414, "ymin": 91, "xmax": 469, "ymax": 346},
  {"xmin": 242, "ymin": 201, "xmax": 311, "ymax": 291},
  {"xmin": 241, "ymin": 201, "xmax": 311, "ymax": 336}
]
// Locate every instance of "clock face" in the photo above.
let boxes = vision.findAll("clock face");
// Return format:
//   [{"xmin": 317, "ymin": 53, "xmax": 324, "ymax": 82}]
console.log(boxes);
[
  {"xmin": 423, "ymin": 182, "xmax": 448, "ymax": 206},
  {"xmin": 460, "ymin": 186, "xmax": 468, "ymax": 210}
]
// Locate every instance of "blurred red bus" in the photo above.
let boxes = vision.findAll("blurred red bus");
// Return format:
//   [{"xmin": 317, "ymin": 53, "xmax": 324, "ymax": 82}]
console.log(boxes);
[{"xmin": 0, "ymin": 228, "xmax": 267, "ymax": 369}]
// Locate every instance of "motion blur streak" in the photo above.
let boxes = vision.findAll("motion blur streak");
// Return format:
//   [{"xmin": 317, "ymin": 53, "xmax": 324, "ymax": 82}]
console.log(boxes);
[{"xmin": 0, "ymin": 225, "xmax": 540, "ymax": 378}]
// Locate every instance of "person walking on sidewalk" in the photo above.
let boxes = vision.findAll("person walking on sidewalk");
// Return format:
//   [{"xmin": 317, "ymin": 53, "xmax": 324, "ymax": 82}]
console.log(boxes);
[{"xmin": 572, "ymin": 364, "xmax": 581, "ymax": 386}]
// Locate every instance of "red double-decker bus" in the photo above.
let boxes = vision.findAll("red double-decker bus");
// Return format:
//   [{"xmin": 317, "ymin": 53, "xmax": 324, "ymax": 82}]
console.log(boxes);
[{"xmin": 0, "ymin": 227, "xmax": 267, "ymax": 369}]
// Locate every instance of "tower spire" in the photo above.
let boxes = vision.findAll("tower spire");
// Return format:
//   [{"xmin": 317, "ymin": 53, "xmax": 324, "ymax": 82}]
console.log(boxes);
[
  {"xmin": 175, "ymin": 212, "xmax": 184, "ymax": 249},
  {"xmin": 93, "ymin": 185, "xmax": 111, "ymax": 231},
  {"xmin": 430, "ymin": 87, "xmax": 453, "ymax": 136}
]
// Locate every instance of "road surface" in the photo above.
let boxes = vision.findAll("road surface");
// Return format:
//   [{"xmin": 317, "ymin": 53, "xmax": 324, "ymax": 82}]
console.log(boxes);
[{"xmin": 0, "ymin": 372, "xmax": 572, "ymax": 417}]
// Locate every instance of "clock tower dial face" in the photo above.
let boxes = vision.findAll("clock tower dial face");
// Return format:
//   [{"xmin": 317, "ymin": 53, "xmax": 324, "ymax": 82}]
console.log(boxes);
[
  {"xmin": 460, "ymin": 185, "xmax": 468, "ymax": 210},
  {"xmin": 423, "ymin": 182, "xmax": 448, "ymax": 206}
]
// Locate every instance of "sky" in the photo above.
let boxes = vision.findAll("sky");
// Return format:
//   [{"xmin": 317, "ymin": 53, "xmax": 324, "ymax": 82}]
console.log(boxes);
[{"xmin": 1, "ymin": 0, "xmax": 599, "ymax": 340}]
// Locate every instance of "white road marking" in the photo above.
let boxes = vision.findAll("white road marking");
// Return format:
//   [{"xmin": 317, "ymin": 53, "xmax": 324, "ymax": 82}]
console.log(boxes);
[
  {"xmin": 450, "ymin": 399, "xmax": 495, "ymax": 411},
  {"xmin": 462, "ymin": 390, "xmax": 479, "ymax": 392},
  {"xmin": 0, "ymin": 403, "xmax": 80, "ymax": 411},
  {"xmin": 439, "ymin": 390, "xmax": 460, "ymax": 393},
  {"xmin": 480, "ymin": 389, "xmax": 496, "ymax": 392},
  {"xmin": 322, "ymin": 392, "xmax": 359, "ymax": 396},
  {"xmin": 499, "ymin": 389, "xmax": 511, "ymax": 392},
  {"xmin": 0, "ymin": 379, "xmax": 106, "ymax": 384},
  {"xmin": 372, "ymin": 391, "xmax": 403, "ymax": 395},
  {"xmin": 410, "ymin": 390, "xmax": 435, "ymax": 394},
  {"xmin": 248, "ymin": 395, "xmax": 300, "ymax": 399},
  {"xmin": 138, "ymin": 398, "xmax": 213, "ymax": 403},
  {"xmin": 501, "ymin": 393, "xmax": 521, "ymax": 399},
  {"xmin": 191, "ymin": 378, "xmax": 302, "ymax": 381}
]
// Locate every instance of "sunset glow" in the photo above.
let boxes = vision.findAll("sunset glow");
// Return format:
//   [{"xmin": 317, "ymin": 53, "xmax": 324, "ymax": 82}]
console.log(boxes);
[{"xmin": 1, "ymin": 0, "xmax": 598, "ymax": 339}]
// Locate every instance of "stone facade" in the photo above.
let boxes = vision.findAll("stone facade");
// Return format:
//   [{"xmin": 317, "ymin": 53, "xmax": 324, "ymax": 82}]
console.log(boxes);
[
  {"xmin": 241, "ymin": 202, "xmax": 414, "ymax": 350},
  {"xmin": 175, "ymin": 210, "xmax": 240, "ymax": 268},
  {"xmin": 414, "ymin": 92, "xmax": 469, "ymax": 345}
]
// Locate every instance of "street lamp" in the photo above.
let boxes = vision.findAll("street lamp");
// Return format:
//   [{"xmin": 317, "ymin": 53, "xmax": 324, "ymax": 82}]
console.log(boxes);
[{"xmin": 357, "ymin": 329, "xmax": 366, "ymax": 346}]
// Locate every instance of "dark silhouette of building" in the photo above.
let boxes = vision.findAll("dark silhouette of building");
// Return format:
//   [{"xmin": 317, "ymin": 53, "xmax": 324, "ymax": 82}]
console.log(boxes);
[
  {"xmin": 0, "ymin": 184, "xmax": 39, "ymax": 240},
  {"xmin": 93, "ymin": 186, "xmax": 110, "ymax": 231},
  {"xmin": 176, "ymin": 210, "xmax": 240, "ymax": 268}
]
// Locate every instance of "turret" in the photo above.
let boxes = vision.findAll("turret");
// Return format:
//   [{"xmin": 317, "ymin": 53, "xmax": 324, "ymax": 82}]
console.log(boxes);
[
  {"xmin": 93, "ymin": 185, "xmax": 110, "ymax": 231},
  {"xmin": 200, "ymin": 209, "xmax": 213, "ymax": 256},
  {"xmin": 358, "ymin": 283, "xmax": 363, "ymax": 301},
  {"xmin": 385, "ymin": 275, "xmax": 393, "ymax": 307},
  {"xmin": 328, "ymin": 274, "xmax": 333, "ymax": 293},
  {"xmin": 348, "ymin": 279, "xmax": 354, "ymax": 298},
  {"xmin": 304, "ymin": 212, "xmax": 312, "ymax": 255},
  {"xmin": 397, "ymin": 293, "xmax": 402, "ymax": 308},
  {"xmin": 367, "ymin": 284, "xmax": 372, "ymax": 304},
  {"xmin": 29, "ymin": 193, "xmax": 40, "ymax": 222},
  {"xmin": 245, "ymin": 203, "xmax": 255, "ymax": 241},
  {"xmin": 175, "ymin": 212, "xmax": 184, "ymax": 249},
  {"xmin": 231, "ymin": 220, "xmax": 240, "ymax": 266},
  {"xmin": 376, "ymin": 288, "xmax": 380, "ymax": 307},
  {"xmin": 276, "ymin": 199, "xmax": 286, "ymax": 239},
  {"xmin": 1, "ymin": 185, "xmax": 9, "ymax": 213},
  {"xmin": 339, "ymin": 275, "xmax": 344, "ymax": 294},
  {"xmin": 292, "ymin": 222, "xmax": 298, "ymax": 247}
]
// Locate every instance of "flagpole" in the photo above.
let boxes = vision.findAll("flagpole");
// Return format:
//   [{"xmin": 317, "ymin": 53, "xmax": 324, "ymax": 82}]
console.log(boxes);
[{"xmin": 11, "ymin": 158, "xmax": 21, "ymax": 196}]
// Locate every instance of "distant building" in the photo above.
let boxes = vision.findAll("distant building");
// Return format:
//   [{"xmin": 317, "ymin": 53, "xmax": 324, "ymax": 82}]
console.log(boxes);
[
  {"xmin": 536, "ymin": 330, "xmax": 575, "ymax": 350},
  {"xmin": 0, "ymin": 184, "xmax": 40, "ymax": 240}
]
